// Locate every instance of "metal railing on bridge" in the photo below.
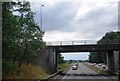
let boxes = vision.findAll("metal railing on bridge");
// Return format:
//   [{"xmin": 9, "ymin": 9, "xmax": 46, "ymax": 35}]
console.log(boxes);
[
  {"xmin": 45, "ymin": 39, "xmax": 119, "ymax": 46},
  {"xmin": 46, "ymin": 40, "xmax": 93, "ymax": 46}
]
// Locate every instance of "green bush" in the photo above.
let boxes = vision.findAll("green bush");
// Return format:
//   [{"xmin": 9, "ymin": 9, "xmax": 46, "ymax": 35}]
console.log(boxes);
[{"xmin": 2, "ymin": 59, "xmax": 16, "ymax": 75}]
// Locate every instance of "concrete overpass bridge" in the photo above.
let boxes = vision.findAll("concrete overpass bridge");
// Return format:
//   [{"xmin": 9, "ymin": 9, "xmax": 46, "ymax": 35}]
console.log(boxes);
[{"xmin": 36, "ymin": 40, "xmax": 120, "ymax": 74}]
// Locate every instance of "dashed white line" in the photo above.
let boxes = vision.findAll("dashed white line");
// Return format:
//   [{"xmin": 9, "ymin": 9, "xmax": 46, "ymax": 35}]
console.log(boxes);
[{"xmin": 61, "ymin": 69, "xmax": 71, "ymax": 81}]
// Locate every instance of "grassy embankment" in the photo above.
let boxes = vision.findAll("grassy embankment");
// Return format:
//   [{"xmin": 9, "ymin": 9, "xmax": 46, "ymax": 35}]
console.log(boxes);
[
  {"xmin": 58, "ymin": 63, "xmax": 71, "ymax": 71},
  {"xmin": 4, "ymin": 64, "xmax": 49, "ymax": 79},
  {"xmin": 83, "ymin": 63, "xmax": 116, "ymax": 75}
]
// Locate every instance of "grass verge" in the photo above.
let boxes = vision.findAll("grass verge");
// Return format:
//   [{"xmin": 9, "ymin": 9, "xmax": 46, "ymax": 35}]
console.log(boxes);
[
  {"xmin": 83, "ymin": 63, "xmax": 117, "ymax": 75},
  {"xmin": 4, "ymin": 64, "xmax": 49, "ymax": 79},
  {"xmin": 58, "ymin": 63, "xmax": 71, "ymax": 71},
  {"xmin": 83, "ymin": 63, "xmax": 119, "ymax": 79}
]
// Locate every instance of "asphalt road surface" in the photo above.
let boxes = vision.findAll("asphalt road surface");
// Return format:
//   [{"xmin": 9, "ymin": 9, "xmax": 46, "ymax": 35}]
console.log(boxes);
[{"xmin": 49, "ymin": 63, "xmax": 118, "ymax": 81}]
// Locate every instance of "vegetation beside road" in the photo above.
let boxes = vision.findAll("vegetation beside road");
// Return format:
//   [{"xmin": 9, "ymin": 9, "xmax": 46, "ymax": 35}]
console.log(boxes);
[
  {"xmin": 57, "ymin": 52, "xmax": 72, "ymax": 71},
  {"xmin": 83, "ymin": 63, "xmax": 117, "ymax": 75},
  {"xmin": 2, "ymin": 2, "xmax": 45, "ymax": 79},
  {"xmin": 58, "ymin": 63, "xmax": 71, "ymax": 71},
  {"xmin": 89, "ymin": 31, "xmax": 120, "ymax": 64},
  {"xmin": 3, "ymin": 64, "xmax": 49, "ymax": 79},
  {"xmin": 83, "ymin": 63, "xmax": 105, "ymax": 74}
]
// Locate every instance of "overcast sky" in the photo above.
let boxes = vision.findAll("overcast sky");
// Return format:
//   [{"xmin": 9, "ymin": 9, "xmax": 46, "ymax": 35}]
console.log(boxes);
[
  {"xmin": 29, "ymin": 0, "xmax": 119, "ymax": 60},
  {"xmin": 30, "ymin": 0, "xmax": 118, "ymax": 41},
  {"xmin": 61, "ymin": 52, "xmax": 90, "ymax": 60}
]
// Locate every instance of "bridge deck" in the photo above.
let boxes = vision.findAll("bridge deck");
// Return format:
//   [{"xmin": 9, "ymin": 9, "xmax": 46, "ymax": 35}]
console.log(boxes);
[{"xmin": 46, "ymin": 44, "xmax": 120, "ymax": 52}]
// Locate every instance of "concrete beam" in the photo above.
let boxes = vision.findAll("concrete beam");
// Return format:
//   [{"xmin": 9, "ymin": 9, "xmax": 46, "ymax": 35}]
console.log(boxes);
[{"xmin": 47, "ymin": 44, "xmax": 120, "ymax": 52}]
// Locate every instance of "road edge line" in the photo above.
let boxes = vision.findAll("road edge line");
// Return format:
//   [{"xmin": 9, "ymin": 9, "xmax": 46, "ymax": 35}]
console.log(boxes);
[{"xmin": 61, "ymin": 68, "xmax": 71, "ymax": 81}]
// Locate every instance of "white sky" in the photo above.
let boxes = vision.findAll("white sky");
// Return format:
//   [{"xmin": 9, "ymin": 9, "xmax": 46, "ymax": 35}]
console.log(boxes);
[
  {"xmin": 1, "ymin": 0, "xmax": 119, "ymax": 60},
  {"xmin": 29, "ymin": 0, "xmax": 119, "ymax": 60},
  {"xmin": 61, "ymin": 52, "xmax": 90, "ymax": 60},
  {"xmin": 29, "ymin": 0, "xmax": 118, "ymax": 41}
]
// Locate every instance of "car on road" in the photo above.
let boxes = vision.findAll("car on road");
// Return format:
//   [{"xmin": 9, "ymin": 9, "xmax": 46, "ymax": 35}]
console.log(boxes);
[
  {"xmin": 102, "ymin": 65, "xmax": 106, "ymax": 68},
  {"xmin": 98, "ymin": 64, "xmax": 102, "ymax": 66},
  {"xmin": 72, "ymin": 65, "xmax": 78, "ymax": 70},
  {"xmin": 91, "ymin": 63, "xmax": 96, "ymax": 66},
  {"xmin": 91, "ymin": 64, "xmax": 95, "ymax": 66}
]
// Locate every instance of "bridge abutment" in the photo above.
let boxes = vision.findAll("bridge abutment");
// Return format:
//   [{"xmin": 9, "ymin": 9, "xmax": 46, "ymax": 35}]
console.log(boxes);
[
  {"xmin": 36, "ymin": 48, "xmax": 57, "ymax": 74},
  {"xmin": 106, "ymin": 51, "xmax": 115, "ymax": 72},
  {"xmin": 106, "ymin": 51, "xmax": 119, "ymax": 73},
  {"xmin": 114, "ymin": 51, "xmax": 119, "ymax": 73}
]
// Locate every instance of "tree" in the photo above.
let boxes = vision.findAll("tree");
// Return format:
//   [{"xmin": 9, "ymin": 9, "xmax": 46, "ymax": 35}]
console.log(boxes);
[
  {"xmin": 89, "ymin": 52, "xmax": 106, "ymax": 63},
  {"xmin": 13, "ymin": 2, "xmax": 45, "ymax": 65},
  {"xmin": 97, "ymin": 31, "xmax": 120, "ymax": 44},
  {"xmin": 57, "ymin": 52, "xmax": 65, "ymax": 64},
  {"xmin": 89, "ymin": 31, "xmax": 120, "ymax": 63},
  {"xmin": 2, "ymin": 2, "xmax": 45, "ymax": 76},
  {"xmin": 2, "ymin": 2, "xmax": 19, "ymax": 75}
]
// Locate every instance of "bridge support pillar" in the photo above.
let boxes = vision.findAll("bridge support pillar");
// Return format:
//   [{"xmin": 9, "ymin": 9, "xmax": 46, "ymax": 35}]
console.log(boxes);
[
  {"xmin": 106, "ymin": 51, "xmax": 119, "ymax": 73},
  {"xmin": 106, "ymin": 51, "xmax": 115, "ymax": 72},
  {"xmin": 114, "ymin": 51, "xmax": 119, "ymax": 73},
  {"xmin": 53, "ymin": 49, "xmax": 58, "ymax": 73},
  {"xmin": 36, "ymin": 48, "xmax": 57, "ymax": 74}
]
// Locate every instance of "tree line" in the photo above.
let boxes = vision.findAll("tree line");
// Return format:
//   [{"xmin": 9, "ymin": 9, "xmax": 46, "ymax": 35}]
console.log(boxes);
[
  {"xmin": 2, "ymin": 2, "xmax": 45, "ymax": 76},
  {"xmin": 57, "ymin": 52, "xmax": 65, "ymax": 64},
  {"xmin": 89, "ymin": 31, "xmax": 120, "ymax": 63}
]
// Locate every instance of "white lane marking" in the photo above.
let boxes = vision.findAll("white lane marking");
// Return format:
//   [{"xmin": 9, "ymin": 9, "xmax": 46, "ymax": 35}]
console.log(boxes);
[
  {"xmin": 100, "ymin": 75, "xmax": 114, "ymax": 81},
  {"xmin": 61, "ymin": 69, "xmax": 71, "ymax": 81},
  {"xmin": 53, "ymin": 75, "xmax": 60, "ymax": 79},
  {"xmin": 100, "ymin": 75, "xmax": 108, "ymax": 79}
]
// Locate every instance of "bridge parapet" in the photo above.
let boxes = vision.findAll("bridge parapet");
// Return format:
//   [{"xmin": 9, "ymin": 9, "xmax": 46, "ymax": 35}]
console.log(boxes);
[
  {"xmin": 45, "ymin": 40, "xmax": 96, "ymax": 46},
  {"xmin": 45, "ymin": 39, "xmax": 119, "ymax": 46}
]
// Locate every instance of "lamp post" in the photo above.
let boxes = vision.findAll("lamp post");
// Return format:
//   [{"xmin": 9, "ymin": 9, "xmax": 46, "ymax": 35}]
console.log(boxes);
[
  {"xmin": 84, "ymin": 32, "xmax": 86, "ymax": 44},
  {"xmin": 40, "ymin": 4, "xmax": 44, "ymax": 30}
]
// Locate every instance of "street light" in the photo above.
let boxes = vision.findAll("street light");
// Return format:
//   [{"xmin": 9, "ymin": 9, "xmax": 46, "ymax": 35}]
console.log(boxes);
[
  {"xmin": 83, "ymin": 32, "xmax": 86, "ymax": 44},
  {"xmin": 40, "ymin": 4, "xmax": 44, "ymax": 30}
]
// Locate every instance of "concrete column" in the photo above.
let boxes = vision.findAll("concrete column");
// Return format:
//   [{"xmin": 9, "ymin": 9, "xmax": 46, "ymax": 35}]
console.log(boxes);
[
  {"xmin": 106, "ymin": 51, "xmax": 115, "ymax": 72},
  {"xmin": 36, "ymin": 48, "xmax": 57, "ymax": 74},
  {"xmin": 49, "ymin": 48, "xmax": 57, "ymax": 73},
  {"xmin": 36, "ymin": 48, "xmax": 50, "ymax": 72},
  {"xmin": 54, "ymin": 51, "xmax": 58, "ymax": 73},
  {"xmin": 114, "ymin": 51, "xmax": 119, "ymax": 73}
]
